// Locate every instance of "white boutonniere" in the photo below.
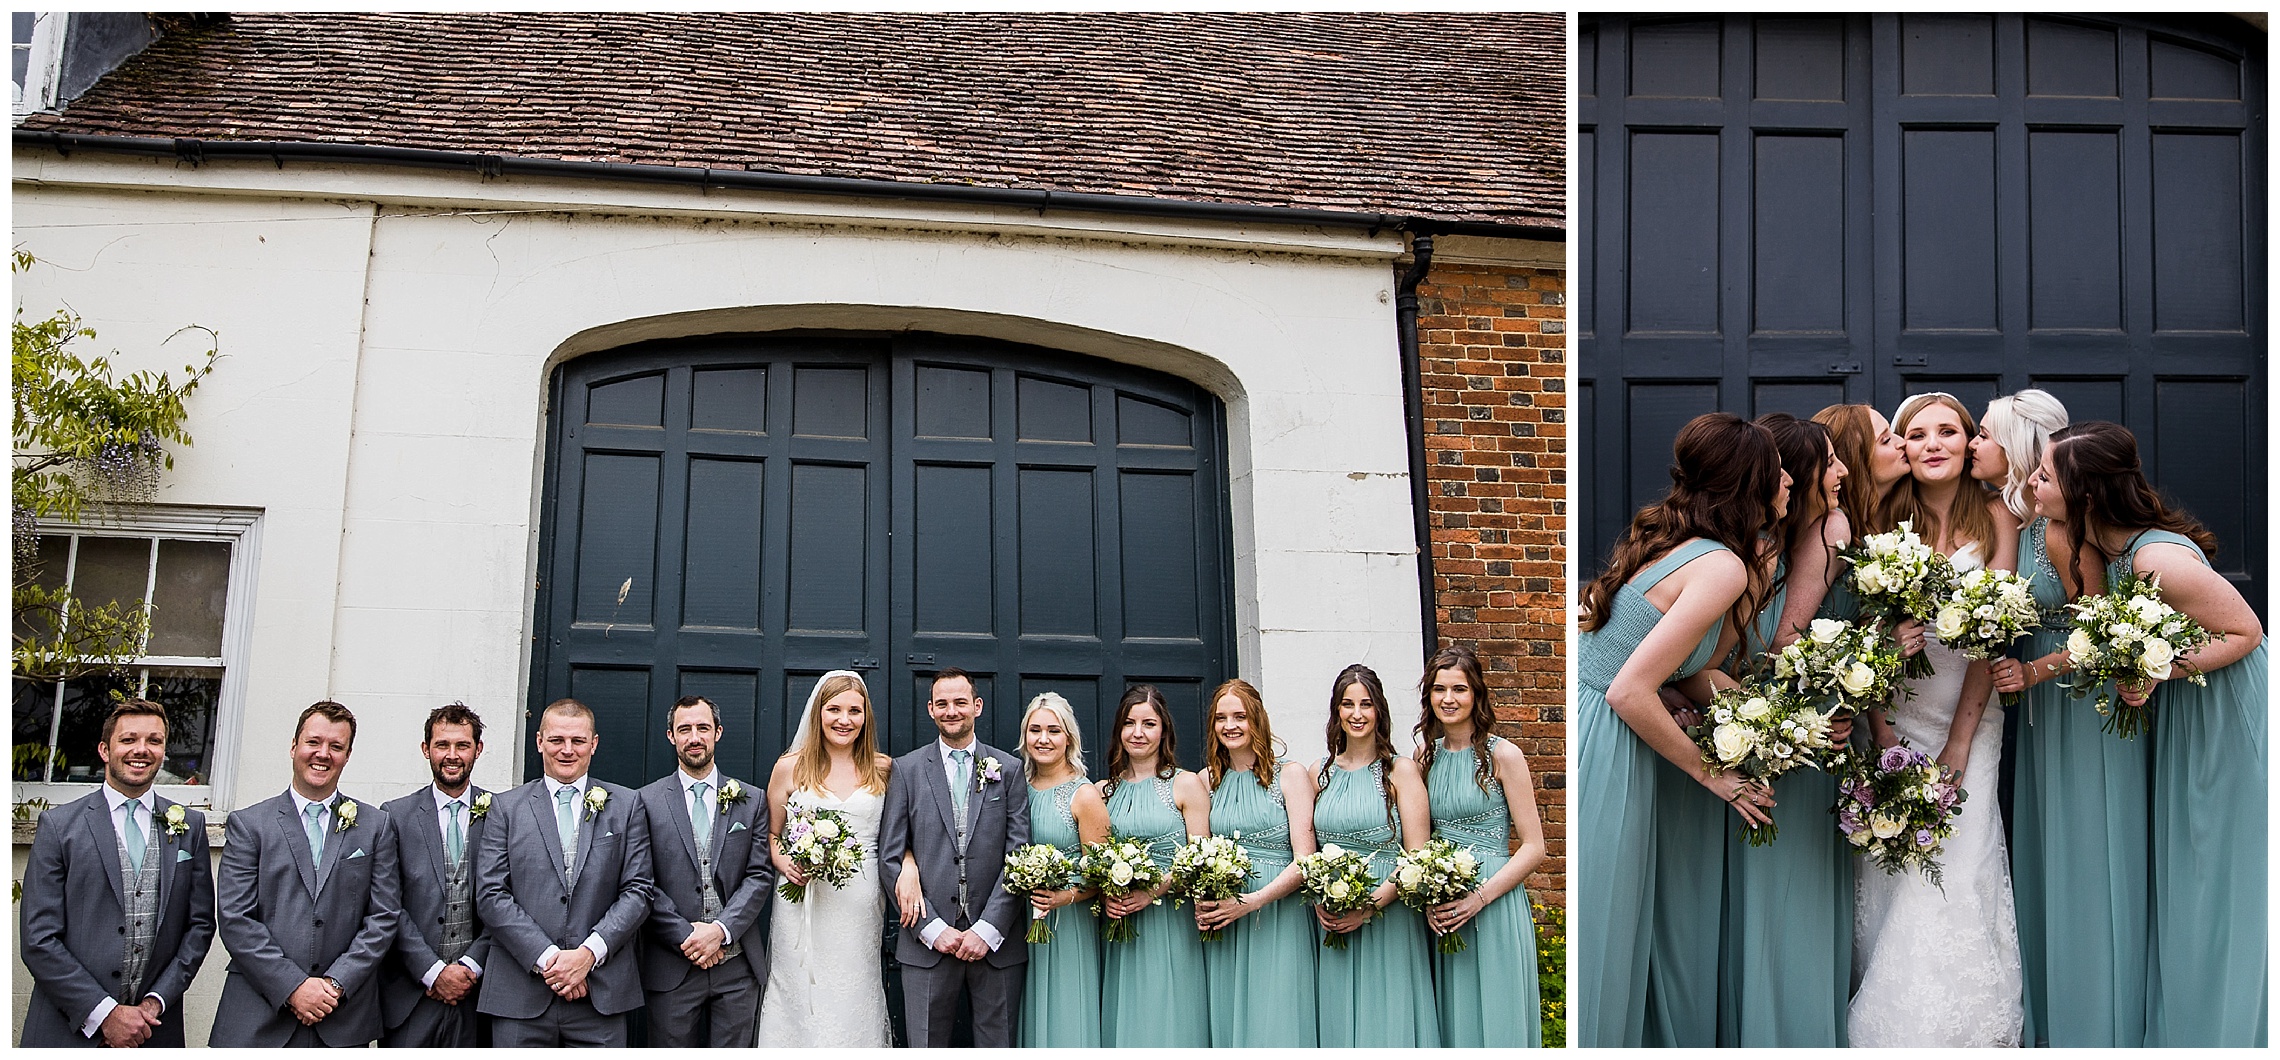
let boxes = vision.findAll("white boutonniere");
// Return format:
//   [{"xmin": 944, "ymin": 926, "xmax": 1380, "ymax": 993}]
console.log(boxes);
[
  {"xmin": 469, "ymin": 792, "xmax": 492, "ymax": 819},
  {"xmin": 583, "ymin": 786, "xmax": 608, "ymax": 821},
  {"xmin": 977, "ymin": 756, "xmax": 1003, "ymax": 785},
  {"xmin": 334, "ymin": 799, "xmax": 358, "ymax": 833},
  {"xmin": 718, "ymin": 778, "xmax": 748, "ymax": 809},
  {"xmin": 161, "ymin": 803, "xmax": 188, "ymax": 837}
]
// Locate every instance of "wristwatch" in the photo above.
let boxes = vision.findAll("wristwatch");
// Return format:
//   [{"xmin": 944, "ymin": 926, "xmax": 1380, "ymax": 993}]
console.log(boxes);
[{"xmin": 323, "ymin": 976, "xmax": 343, "ymax": 997}]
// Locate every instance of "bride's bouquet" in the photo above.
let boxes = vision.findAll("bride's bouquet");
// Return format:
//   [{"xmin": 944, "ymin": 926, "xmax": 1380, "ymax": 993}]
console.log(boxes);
[
  {"xmin": 1001, "ymin": 843, "xmax": 1076, "ymax": 943},
  {"xmin": 1843, "ymin": 521, "xmax": 1955, "ymax": 678},
  {"xmin": 1833, "ymin": 742, "xmax": 1966, "ymax": 887},
  {"xmin": 2059, "ymin": 570, "xmax": 2215, "ymax": 739},
  {"xmin": 1077, "ymin": 837, "xmax": 1164, "ymax": 943},
  {"xmin": 1935, "ymin": 567, "xmax": 2043, "ymax": 706},
  {"xmin": 1768, "ymin": 617, "xmax": 1906, "ymax": 721},
  {"xmin": 1682, "ymin": 682, "xmax": 1839, "ymax": 845},
  {"xmin": 1295, "ymin": 843, "xmax": 1380, "ymax": 951},
  {"xmin": 1391, "ymin": 837, "xmax": 1484, "ymax": 954},
  {"xmin": 1165, "ymin": 834, "xmax": 1253, "ymax": 942},
  {"xmin": 775, "ymin": 804, "xmax": 864, "ymax": 903}
]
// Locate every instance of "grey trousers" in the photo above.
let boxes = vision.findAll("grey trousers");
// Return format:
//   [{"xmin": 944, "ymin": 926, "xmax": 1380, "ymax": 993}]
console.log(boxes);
[
  {"xmin": 488, "ymin": 997, "xmax": 627, "ymax": 1048},
  {"xmin": 645, "ymin": 963, "xmax": 761, "ymax": 1047},
  {"xmin": 380, "ymin": 995, "xmax": 482, "ymax": 1048},
  {"xmin": 901, "ymin": 957, "xmax": 1024, "ymax": 1048}
]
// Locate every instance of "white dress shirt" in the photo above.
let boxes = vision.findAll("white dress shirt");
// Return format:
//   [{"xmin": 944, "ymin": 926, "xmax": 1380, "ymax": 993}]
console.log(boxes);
[
  {"xmin": 916, "ymin": 736, "xmax": 1004, "ymax": 952},
  {"xmin": 81, "ymin": 784, "xmax": 164, "ymax": 1037},
  {"xmin": 535, "ymin": 774, "xmax": 611, "ymax": 971},
  {"xmin": 418, "ymin": 785, "xmax": 485, "ymax": 989},
  {"xmin": 676, "ymin": 767, "xmax": 734, "ymax": 945}
]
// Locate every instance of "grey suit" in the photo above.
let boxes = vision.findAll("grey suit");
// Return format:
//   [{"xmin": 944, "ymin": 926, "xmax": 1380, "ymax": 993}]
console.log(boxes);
[
  {"xmin": 212, "ymin": 791, "xmax": 404, "ymax": 1047},
  {"xmin": 878, "ymin": 740, "xmax": 1031, "ymax": 1047},
  {"xmin": 378, "ymin": 785, "xmax": 494, "ymax": 1047},
  {"xmin": 19, "ymin": 791, "xmax": 215, "ymax": 1048},
  {"xmin": 636, "ymin": 773, "xmax": 774, "ymax": 1046},
  {"xmin": 473, "ymin": 777, "xmax": 651, "ymax": 1047}
]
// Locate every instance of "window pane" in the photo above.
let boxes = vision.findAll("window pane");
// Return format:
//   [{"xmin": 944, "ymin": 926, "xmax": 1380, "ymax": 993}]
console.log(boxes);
[
  {"xmin": 149, "ymin": 540, "xmax": 230, "ymax": 657},
  {"xmin": 144, "ymin": 669, "xmax": 220, "ymax": 785},
  {"xmin": 12, "ymin": 677, "xmax": 59, "ymax": 781},
  {"xmin": 53, "ymin": 671, "xmax": 136, "ymax": 784},
  {"xmin": 12, "ymin": 535, "xmax": 71, "ymax": 644},
  {"xmin": 71, "ymin": 536, "xmax": 154, "ymax": 615}
]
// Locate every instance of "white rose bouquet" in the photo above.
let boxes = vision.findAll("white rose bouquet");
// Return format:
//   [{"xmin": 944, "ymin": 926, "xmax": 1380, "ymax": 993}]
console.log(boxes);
[
  {"xmin": 1165, "ymin": 834, "xmax": 1254, "ymax": 941},
  {"xmin": 2059, "ymin": 570, "xmax": 2215, "ymax": 739},
  {"xmin": 1002, "ymin": 843, "xmax": 1077, "ymax": 943},
  {"xmin": 1294, "ymin": 843, "xmax": 1380, "ymax": 951},
  {"xmin": 1842, "ymin": 521, "xmax": 1956, "ymax": 678},
  {"xmin": 1936, "ymin": 567, "xmax": 2044, "ymax": 706},
  {"xmin": 1077, "ymin": 837, "xmax": 1164, "ymax": 943},
  {"xmin": 1391, "ymin": 837, "xmax": 1484, "ymax": 954},
  {"xmin": 775, "ymin": 804, "xmax": 863, "ymax": 903},
  {"xmin": 1682, "ymin": 682, "xmax": 1838, "ymax": 845},
  {"xmin": 1769, "ymin": 617, "xmax": 1906, "ymax": 720},
  {"xmin": 1831, "ymin": 742, "xmax": 1966, "ymax": 887}
]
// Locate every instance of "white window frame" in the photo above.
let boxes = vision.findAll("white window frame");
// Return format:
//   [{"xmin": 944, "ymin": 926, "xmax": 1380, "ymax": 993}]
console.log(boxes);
[
  {"xmin": 15, "ymin": 504, "xmax": 261, "ymax": 810},
  {"xmin": 11, "ymin": 11, "xmax": 64, "ymax": 122}
]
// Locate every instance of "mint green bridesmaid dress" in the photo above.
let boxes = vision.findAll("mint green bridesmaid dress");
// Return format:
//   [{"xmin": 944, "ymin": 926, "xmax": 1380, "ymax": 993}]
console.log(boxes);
[
  {"xmin": 1426, "ymin": 736, "xmax": 1541, "ymax": 1047},
  {"xmin": 2009, "ymin": 518, "xmax": 2150, "ymax": 1047},
  {"xmin": 2127, "ymin": 530, "xmax": 2267, "ymax": 1047},
  {"xmin": 1203, "ymin": 765, "xmax": 1316, "ymax": 1046},
  {"xmin": 1312, "ymin": 760, "xmax": 1440, "ymax": 1046},
  {"xmin": 1017, "ymin": 778, "xmax": 1102, "ymax": 1048},
  {"xmin": 1098, "ymin": 774, "xmax": 1209, "ymax": 1047},
  {"xmin": 1575, "ymin": 538, "xmax": 1728, "ymax": 1047}
]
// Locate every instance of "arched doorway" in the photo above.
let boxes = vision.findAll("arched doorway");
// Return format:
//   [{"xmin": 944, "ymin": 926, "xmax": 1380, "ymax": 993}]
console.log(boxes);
[{"xmin": 530, "ymin": 331, "xmax": 1235, "ymax": 785}]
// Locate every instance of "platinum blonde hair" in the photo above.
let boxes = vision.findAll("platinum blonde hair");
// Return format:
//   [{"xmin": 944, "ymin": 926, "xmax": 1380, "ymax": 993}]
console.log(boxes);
[
  {"xmin": 1981, "ymin": 389, "xmax": 2069, "ymax": 519},
  {"xmin": 1018, "ymin": 691, "xmax": 1087, "ymax": 780}
]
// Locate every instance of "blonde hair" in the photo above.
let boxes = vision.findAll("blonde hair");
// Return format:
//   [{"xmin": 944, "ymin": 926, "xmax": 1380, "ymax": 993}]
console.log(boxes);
[
  {"xmin": 1018, "ymin": 692, "xmax": 1087, "ymax": 781},
  {"xmin": 1202, "ymin": 679, "xmax": 1283, "ymax": 791},
  {"xmin": 1980, "ymin": 389, "xmax": 2069, "ymax": 520},
  {"xmin": 1884, "ymin": 392, "xmax": 1999, "ymax": 556},
  {"xmin": 789, "ymin": 672, "xmax": 888, "ymax": 794}
]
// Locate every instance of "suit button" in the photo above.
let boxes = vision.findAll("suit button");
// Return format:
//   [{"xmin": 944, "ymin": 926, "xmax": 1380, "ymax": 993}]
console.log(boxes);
[
  {"xmin": 117, "ymin": 926, "xmax": 126, "ymax": 935},
  {"xmin": 110, "ymin": 971, "xmax": 119, "ymax": 979},
  {"xmin": 560, "ymin": 896, "xmax": 569, "ymax": 904},
  {"xmin": 437, "ymin": 916, "xmax": 446, "ymax": 924},
  {"xmin": 314, "ymin": 919, "xmax": 324, "ymax": 927}
]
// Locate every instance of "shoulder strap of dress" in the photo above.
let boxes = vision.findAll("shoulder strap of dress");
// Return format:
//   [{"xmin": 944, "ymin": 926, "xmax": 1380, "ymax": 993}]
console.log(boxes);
[
  {"xmin": 2126, "ymin": 528, "xmax": 2206, "ymax": 561},
  {"xmin": 1634, "ymin": 538, "xmax": 1728, "ymax": 592}
]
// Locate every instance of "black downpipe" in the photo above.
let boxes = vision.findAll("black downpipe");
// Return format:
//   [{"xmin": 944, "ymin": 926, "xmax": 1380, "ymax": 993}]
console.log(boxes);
[{"xmin": 1396, "ymin": 232, "xmax": 1438, "ymax": 660}]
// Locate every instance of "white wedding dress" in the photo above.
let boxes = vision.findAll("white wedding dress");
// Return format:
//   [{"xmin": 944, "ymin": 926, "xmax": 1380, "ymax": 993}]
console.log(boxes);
[
  {"xmin": 755, "ymin": 785, "xmax": 892, "ymax": 1047},
  {"xmin": 1849, "ymin": 543, "xmax": 2024, "ymax": 1047}
]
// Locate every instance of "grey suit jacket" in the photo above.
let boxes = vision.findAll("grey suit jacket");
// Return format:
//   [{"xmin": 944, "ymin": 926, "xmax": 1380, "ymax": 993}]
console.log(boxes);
[
  {"xmin": 878, "ymin": 741, "xmax": 1031, "ymax": 969},
  {"xmin": 213, "ymin": 791, "xmax": 403, "ymax": 1047},
  {"xmin": 377, "ymin": 785, "xmax": 495, "ymax": 1030},
  {"xmin": 18, "ymin": 791, "xmax": 215, "ymax": 1048},
  {"xmin": 472, "ymin": 778, "xmax": 652, "ymax": 1019},
  {"xmin": 636, "ymin": 773, "xmax": 774, "ymax": 991}
]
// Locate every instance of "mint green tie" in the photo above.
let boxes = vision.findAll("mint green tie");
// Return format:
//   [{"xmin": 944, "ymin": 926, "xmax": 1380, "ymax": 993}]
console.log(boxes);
[
  {"xmin": 305, "ymin": 802, "xmax": 326, "ymax": 865},
  {"xmin": 124, "ymin": 802, "xmax": 147, "ymax": 871},
  {"xmin": 950, "ymin": 749, "xmax": 972, "ymax": 817},
  {"xmin": 445, "ymin": 801, "xmax": 465, "ymax": 864},
  {"xmin": 555, "ymin": 787, "xmax": 578, "ymax": 868},
  {"xmin": 691, "ymin": 781, "xmax": 713, "ymax": 846}
]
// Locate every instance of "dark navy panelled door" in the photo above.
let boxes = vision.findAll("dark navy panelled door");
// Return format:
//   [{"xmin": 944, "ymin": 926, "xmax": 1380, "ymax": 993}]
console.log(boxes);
[
  {"xmin": 1580, "ymin": 13, "xmax": 2266, "ymax": 613},
  {"xmin": 532, "ymin": 333, "xmax": 1234, "ymax": 786}
]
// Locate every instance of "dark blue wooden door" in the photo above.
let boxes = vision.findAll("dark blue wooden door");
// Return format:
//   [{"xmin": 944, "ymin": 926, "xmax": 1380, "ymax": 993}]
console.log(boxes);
[
  {"xmin": 1580, "ymin": 13, "xmax": 2265, "ymax": 612},
  {"xmin": 533, "ymin": 334, "xmax": 1232, "ymax": 786}
]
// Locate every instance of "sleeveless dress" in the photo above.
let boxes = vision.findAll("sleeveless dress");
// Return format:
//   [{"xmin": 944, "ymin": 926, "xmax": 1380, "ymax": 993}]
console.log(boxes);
[
  {"xmin": 2130, "ymin": 530, "xmax": 2268, "ymax": 1047},
  {"xmin": 1017, "ymin": 779, "xmax": 1101, "ymax": 1048},
  {"xmin": 1427, "ymin": 736, "xmax": 1542, "ymax": 1047},
  {"xmin": 1099, "ymin": 774, "xmax": 1208, "ymax": 1047},
  {"xmin": 1203, "ymin": 765, "xmax": 1316, "ymax": 1047},
  {"xmin": 1848, "ymin": 543, "xmax": 2024, "ymax": 1047},
  {"xmin": 1718, "ymin": 568, "xmax": 1852, "ymax": 1046},
  {"xmin": 1312, "ymin": 760, "xmax": 1440, "ymax": 1047},
  {"xmin": 2008, "ymin": 517, "xmax": 2151, "ymax": 1047},
  {"xmin": 1574, "ymin": 538, "xmax": 1728, "ymax": 1047},
  {"xmin": 755, "ymin": 785, "xmax": 892, "ymax": 1047}
]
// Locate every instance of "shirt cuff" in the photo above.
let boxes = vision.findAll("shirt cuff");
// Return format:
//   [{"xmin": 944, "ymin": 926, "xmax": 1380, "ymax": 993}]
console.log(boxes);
[
  {"xmin": 712, "ymin": 920, "xmax": 733, "ymax": 947},
  {"xmin": 971, "ymin": 919, "xmax": 1005, "ymax": 952},
  {"xmin": 144, "ymin": 993, "xmax": 164, "ymax": 1015},
  {"xmin": 918, "ymin": 918, "xmax": 950, "ymax": 948},
  {"xmin": 582, "ymin": 933, "xmax": 608, "ymax": 965},
  {"xmin": 82, "ymin": 997, "xmax": 116, "ymax": 1038},
  {"xmin": 420, "ymin": 960, "xmax": 446, "ymax": 989},
  {"xmin": 535, "ymin": 944, "xmax": 560, "ymax": 973},
  {"xmin": 458, "ymin": 955, "xmax": 483, "ymax": 977}
]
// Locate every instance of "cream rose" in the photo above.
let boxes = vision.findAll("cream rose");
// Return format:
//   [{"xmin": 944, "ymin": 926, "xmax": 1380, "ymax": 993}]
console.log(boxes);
[
  {"xmin": 1849, "ymin": 828, "xmax": 1875, "ymax": 848},
  {"xmin": 2067, "ymin": 628, "xmax": 2095, "ymax": 658},
  {"xmin": 1398, "ymin": 864, "xmax": 1425, "ymax": 889},
  {"xmin": 1711, "ymin": 723, "xmax": 1752, "ymax": 763},
  {"xmin": 2140, "ymin": 636, "xmax": 2175, "ymax": 680},
  {"xmin": 1838, "ymin": 661, "xmax": 1877, "ymax": 697},
  {"xmin": 1110, "ymin": 862, "xmax": 1135, "ymax": 887},
  {"xmin": 1736, "ymin": 696, "xmax": 1773, "ymax": 722},
  {"xmin": 1869, "ymin": 813, "xmax": 1905, "ymax": 839},
  {"xmin": 1933, "ymin": 605, "xmax": 1967, "ymax": 641},
  {"xmin": 1319, "ymin": 843, "xmax": 1346, "ymax": 861},
  {"xmin": 1809, "ymin": 618, "xmax": 1846, "ymax": 645},
  {"xmin": 814, "ymin": 818, "xmax": 841, "ymax": 841}
]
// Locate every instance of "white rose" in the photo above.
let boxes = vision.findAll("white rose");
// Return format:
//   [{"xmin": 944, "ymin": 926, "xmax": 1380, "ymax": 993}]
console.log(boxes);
[
  {"xmin": 1110, "ymin": 862, "xmax": 1134, "ymax": 887},
  {"xmin": 2110, "ymin": 621, "xmax": 2141, "ymax": 644},
  {"xmin": 1329, "ymin": 879, "xmax": 1351, "ymax": 901},
  {"xmin": 1398, "ymin": 864, "xmax": 1425, "ymax": 888},
  {"xmin": 1869, "ymin": 813, "xmax": 1905, "ymax": 839},
  {"xmin": 2131, "ymin": 596, "xmax": 2165, "ymax": 622},
  {"xmin": 1711, "ymin": 723, "xmax": 1751, "ymax": 763},
  {"xmin": 814, "ymin": 819, "xmax": 841, "ymax": 841},
  {"xmin": 1736, "ymin": 696, "xmax": 1773, "ymax": 722},
  {"xmin": 1933, "ymin": 605, "xmax": 1967, "ymax": 641},
  {"xmin": 2067, "ymin": 628, "xmax": 2095, "ymax": 658},
  {"xmin": 1453, "ymin": 849, "xmax": 1479, "ymax": 872},
  {"xmin": 1838, "ymin": 661, "xmax": 1876, "ymax": 697},
  {"xmin": 2140, "ymin": 636, "xmax": 2174, "ymax": 671},
  {"xmin": 1849, "ymin": 829, "xmax": 1875, "ymax": 848},
  {"xmin": 1319, "ymin": 843, "xmax": 1346, "ymax": 861},
  {"xmin": 1855, "ymin": 563, "xmax": 1887, "ymax": 594},
  {"xmin": 1809, "ymin": 618, "xmax": 1846, "ymax": 645}
]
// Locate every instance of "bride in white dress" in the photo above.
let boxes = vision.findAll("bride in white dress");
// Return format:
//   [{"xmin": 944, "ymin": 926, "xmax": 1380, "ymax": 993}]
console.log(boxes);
[
  {"xmin": 1850, "ymin": 394, "xmax": 2024, "ymax": 1047},
  {"xmin": 756, "ymin": 670, "xmax": 896, "ymax": 1047}
]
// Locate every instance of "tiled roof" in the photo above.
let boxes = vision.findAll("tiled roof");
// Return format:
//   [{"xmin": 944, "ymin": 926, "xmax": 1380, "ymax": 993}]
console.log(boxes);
[{"xmin": 18, "ymin": 12, "xmax": 1564, "ymax": 230}]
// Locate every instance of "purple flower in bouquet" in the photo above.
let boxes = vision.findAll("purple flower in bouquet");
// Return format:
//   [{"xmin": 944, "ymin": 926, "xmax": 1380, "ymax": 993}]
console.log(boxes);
[
  {"xmin": 1878, "ymin": 744, "xmax": 1912, "ymax": 771},
  {"xmin": 1915, "ymin": 830, "xmax": 1935, "ymax": 848}
]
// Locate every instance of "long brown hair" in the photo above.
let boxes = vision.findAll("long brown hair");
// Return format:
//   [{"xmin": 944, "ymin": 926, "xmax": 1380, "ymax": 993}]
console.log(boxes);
[
  {"xmin": 1755, "ymin": 413, "xmax": 1838, "ymax": 655},
  {"xmin": 1814, "ymin": 404, "xmax": 1891, "ymax": 536},
  {"xmin": 1319, "ymin": 664, "xmax": 1397, "ymax": 826},
  {"xmin": 1580, "ymin": 412, "xmax": 1781, "ymax": 637},
  {"xmin": 1102, "ymin": 684, "xmax": 1178, "ymax": 800},
  {"xmin": 1882, "ymin": 393, "xmax": 2000, "ymax": 557},
  {"xmin": 1413, "ymin": 644, "xmax": 1499, "ymax": 794},
  {"xmin": 2047, "ymin": 421, "xmax": 2218, "ymax": 597},
  {"xmin": 788, "ymin": 672, "xmax": 888, "ymax": 794},
  {"xmin": 1202, "ymin": 679, "xmax": 1281, "ymax": 791}
]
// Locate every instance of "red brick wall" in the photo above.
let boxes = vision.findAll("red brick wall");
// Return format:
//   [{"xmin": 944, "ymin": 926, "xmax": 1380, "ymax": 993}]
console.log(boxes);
[{"xmin": 1417, "ymin": 257, "xmax": 1566, "ymax": 906}]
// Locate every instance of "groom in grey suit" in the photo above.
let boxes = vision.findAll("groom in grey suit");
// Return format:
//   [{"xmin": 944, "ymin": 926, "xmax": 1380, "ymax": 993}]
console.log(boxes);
[
  {"xmin": 474, "ymin": 697, "xmax": 652, "ymax": 1047},
  {"xmin": 378, "ymin": 702, "xmax": 494, "ymax": 1047},
  {"xmin": 879, "ymin": 668, "xmax": 1031, "ymax": 1047},
  {"xmin": 213, "ymin": 700, "xmax": 404, "ymax": 1047},
  {"xmin": 18, "ymin": 699, "xmax": 215, "ymax": 1048}
]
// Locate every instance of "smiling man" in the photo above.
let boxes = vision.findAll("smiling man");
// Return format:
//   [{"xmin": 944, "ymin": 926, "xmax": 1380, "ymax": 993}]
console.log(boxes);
[
  {"xmin": 19, "ymin": 700, "xmax": 217, "ymax": 1048},
  {"xmin": 212, "ymin": 700, "xmax": 404, "ymax": 1046},
  {"xmin": 378, "ymin": 702, "xmax": 494, "ymax": 1047},
  {"xmin": 474, "ymin": 697, "xmax": 652, "ymax": 1046}
]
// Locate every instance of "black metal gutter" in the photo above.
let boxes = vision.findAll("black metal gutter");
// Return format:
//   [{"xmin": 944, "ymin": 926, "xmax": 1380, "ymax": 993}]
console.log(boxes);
[{"xmin": 1395, "ymin": 232, "xmax": 1439, "ymax": 659}]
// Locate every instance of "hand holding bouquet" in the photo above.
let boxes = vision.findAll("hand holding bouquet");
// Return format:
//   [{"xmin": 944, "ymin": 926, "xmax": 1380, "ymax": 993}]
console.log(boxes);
[
  {"xmin": 776, "ymin": 804, "xmax": 864, "ymax": 903},
  {"xmin": 1833, "ymin": 742, "xmax": 1966, "ymax": 887},
  {"xmin": 1077, "ymin": 838, "xmax": 1164, "ymax": 943},
  {"xmin": 2059, "ymin": 570, "xmax": 2215, "ymax": 739},
  {"xmin": 1682, "ymin": 682, "xmax": 1839, "ymax": 845},
  {"xmin": 1392, "ymin": 838, "xmax": 1484, "ymax": 954},
  {"xmin": 1295, "ymin": 843, "xmax": 1380, "ymax": 950},
  {"xmin": 1843, "ymin": 521, "xmax": 1956, "ymax": 678},
  {"xmin": 1166, "ymin": 834, "xmax": 1253, "ymax": 941},
  {"xmin": 1770, "ymin": 617, "xmax": 1905, "ymax": 720},
  {"xmin": 1935, "ymin": 567, "xmax": 2043, "ymax": 706},
  {"xmin": 1001, "ymin": 843, "xmax": 1076, "ymax": 943}
]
